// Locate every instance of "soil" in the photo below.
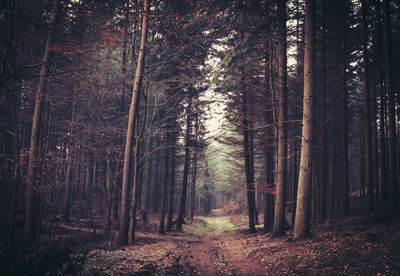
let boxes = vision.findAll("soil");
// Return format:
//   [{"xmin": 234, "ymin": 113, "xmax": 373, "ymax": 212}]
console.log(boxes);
[
  {"xmin": 79, "ymin": 212, "xmax": 400, "ymax": 276},
  {"xmin": 2, "ymin": 211, "xmax": 400, "ymax": 275}
]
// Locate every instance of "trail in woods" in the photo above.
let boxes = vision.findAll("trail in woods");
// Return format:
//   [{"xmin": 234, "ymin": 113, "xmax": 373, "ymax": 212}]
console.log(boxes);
[
  {"xmin": 177, "ymin": 216, "xmax": 265, "ymax": 276},
  {"xmin": 81, "ymin": 215, "xmax": 266, "ymax": 275},
  {"xmin": 79, "ymin": 212, "xmax": 400, "ymax": 275}
]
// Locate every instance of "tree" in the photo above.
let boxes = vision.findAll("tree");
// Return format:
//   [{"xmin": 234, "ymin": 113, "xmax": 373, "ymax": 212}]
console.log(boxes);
[
  {"xmin": 293, "ymin": 0, "xmax": 315, "ymax": 241},
  {"xmin": 361, "ymin": 0, "xmax": 374, "ymax": 212},
  {"xmin": 272, "ymin": 0, "xmax": 288, "ymax": 238},
  {"xmin": 176, "ymin": 97, "xmax": 193, "ymax": 231},
  {"xmin": 118, "ymin": 0, "xmax": 149, "ymax": 247},
  {"xmin": 383, "ymin": 0, "xmax": 398, "ymax": 209}
]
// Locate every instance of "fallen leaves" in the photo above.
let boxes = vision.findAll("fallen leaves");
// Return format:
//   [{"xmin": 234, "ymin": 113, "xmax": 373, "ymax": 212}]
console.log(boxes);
[{"xmin": 78, "ymin": 213, "xmax": 400, "ymax": 275}]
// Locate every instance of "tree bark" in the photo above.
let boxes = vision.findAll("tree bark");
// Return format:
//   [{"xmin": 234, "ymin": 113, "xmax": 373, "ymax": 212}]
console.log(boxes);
[
  {"xmin": 383, "ymin": 0, "xmax": 398, "ymax": 209},
  {"xmin": 128, "ymin": 134, "xmax": 140, "ymax": 243},
  {"xmin": 166, "ymin": 136, "xmax": 176, "ymax": 231},
  {"xmin": 242, "ymin": 85, "xmax": 256, "ymax": 233},
  {"xmin": 319, "ymin": 0, "xmax": 328, "ymax": 222},
  {"xmin": 177, "ymin": 99, "xmax": 192, "ymax": 231},
  {"xmin": 158, "ymin": 148, "xmax": 169, "ymax": 235},
  {"xmin": 361, "ymin": 0, "xmax": 374, "ymax": 213},
  {"xmin": 272, "ymin": 0, "xmax": 288, "ymax": 237},
  {"xmin": 374, "ymin": 0, "xmax": 388, "ymax": 205},
  {"xmin": 293, "ymin": 0, "xmax": 315, "ymax": 241},
  {"xmin": 118, "ymin": 0, "xmax": 149, "ymax": 247},
  {"xmin": 341, "ymin": 1, "xmax": 349, "ymax": 215},
  {"xmin": 104, "ymin": 152, "xmax": 112, "ymax": 235},
  {"xmin": 189, "ymin": 151, "xmax": 197, "ymax": 220}
]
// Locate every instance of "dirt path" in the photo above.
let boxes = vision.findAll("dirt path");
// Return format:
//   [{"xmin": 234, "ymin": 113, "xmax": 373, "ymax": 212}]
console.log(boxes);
[
  {"xmin": 80, "ymin": 213, "xmax": 400, "ymax": 275},
  {"xmin": 177, "ymin": 216, "xmax": 266, "ymax": 276}
]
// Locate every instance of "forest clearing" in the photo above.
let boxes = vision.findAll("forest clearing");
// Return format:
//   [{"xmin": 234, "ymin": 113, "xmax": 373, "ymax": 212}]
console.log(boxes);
[{"xmin": 1, "ymin": 0, "xmax": 400, "ymax": 275}]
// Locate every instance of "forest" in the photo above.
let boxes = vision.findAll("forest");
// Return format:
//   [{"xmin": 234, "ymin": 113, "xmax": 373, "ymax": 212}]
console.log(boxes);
[{"xmin": 0, "ymin": 0, "xmax": 400, "ymax": 275}]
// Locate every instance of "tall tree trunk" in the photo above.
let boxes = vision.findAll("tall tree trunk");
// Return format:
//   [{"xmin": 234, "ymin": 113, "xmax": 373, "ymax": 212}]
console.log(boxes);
[
  {"xmin": 319, "ymin": 0, "xmax": 328, "ymax": 222},
  {"xmin": 104, "ymin": 152, "xmax": 112, "ymax": 235},
  {"xmin": 374, "ymin": 0, "xmax": 388, "ymax": 205},
  {"xmin": 293, "ymin": 0, "xmax": 315, "ymax": 241},
  {"xmin": 166, "ymin": 137, "xmax": 176, "ymax": 231},
  {"xmin": 383, "ymin": 0, "xmax": 398, "ymax": 209},
  {"xmin": 291, "ymin": 142, "xmax": 298, "ymax": 226},
  {"xmin": 189, "ymin": 151, "xmax": 197, "ymax": 220},
  {"xmin": 249, "ymin": 119, "xmax": 258, "ymax": 225},
  {"xmin": 360, "ymin": 138, "xmax": 365, "ymax": 198},
  {"xmin": 128, "ymin": 134, "xmax": 140, "ymax": 243},
  {"xmin": 129, "ymin": 79, "xmax": 149, "ymax": 242},
  {"xmin": 361, "ymin": 0, "xmax": 374, "ymax": 213},
  {"xmin": 341, "ymin": 1, "xmax": 350, "ymax": 215},
  {"xmin": 118, "ymin": 0, "xmax": 149, "ymax": 247},
  {"xmin": 263, "ymin": 24, "xmax": 274, "ymax": 232},
  {"xmin": 242, "ymin": 86, "xmax": 256, "ymax": 233},
  {"xmin": 158, "ymin": 148, "xmax": 169, "ymax": 235},
  {"xmin": 25, "ymin": 0, "xmax": 60, "ymax": 244},
  {"xmin": 189, "ymin": 111, "xmax": 199, "ymax": 220},
  {"xmin": 272, "ymin": 0, "xmax": 288, "ymax": 237},
  {"xmin": 144, "ymin": 139, "xmax": 153, "ymax": 211},
  {"xmin": 177, "ymin": 99, "xmax": 192, "ymax": 231}
]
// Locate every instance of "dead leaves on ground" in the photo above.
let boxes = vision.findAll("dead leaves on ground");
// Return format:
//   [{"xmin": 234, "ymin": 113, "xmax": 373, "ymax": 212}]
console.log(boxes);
[{"xmin": 81, "ymin": 214, "xmax": 400, "ymax": 275}]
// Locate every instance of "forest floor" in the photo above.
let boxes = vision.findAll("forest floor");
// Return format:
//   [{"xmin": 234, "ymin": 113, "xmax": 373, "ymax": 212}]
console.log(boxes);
[
  {"xmin": 2, "ymin": 209, "xmax": 400, "ymax": 275},
  {"xmin": 79, "ymin": 210, "xmax": 400, "ymax": 276}
]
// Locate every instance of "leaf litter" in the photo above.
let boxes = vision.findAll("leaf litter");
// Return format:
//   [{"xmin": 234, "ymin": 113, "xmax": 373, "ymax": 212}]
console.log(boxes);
[{"xmin": 79, "ymin": 212, "xmax": 400, "ymax": 275}]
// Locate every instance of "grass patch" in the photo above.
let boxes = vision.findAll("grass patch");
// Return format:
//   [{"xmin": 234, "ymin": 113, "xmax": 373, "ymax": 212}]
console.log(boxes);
[{"xmin": 184, "ymin": 216, "xmax": 236, "ymax": 236}]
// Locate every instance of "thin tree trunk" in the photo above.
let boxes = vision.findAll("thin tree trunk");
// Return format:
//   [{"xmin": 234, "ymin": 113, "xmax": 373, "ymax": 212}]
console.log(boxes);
[
  {"xmin": 9, "ymin": 0, "xmax": 19, "ymax": 236},
  {"xmin": 361, "ymin": 0, "xmax": 374, "ymax": 213},
  {"xmin": 319, "ymin": 0, "xmax": 328, "ymax": 222},
  {"xmin": 118, "ymin": 0, "xmax": 149, "ymax": 247},
  {"xmin": 293, "ymin": 0, "xmax": 315, "ymax": 241},
  {"xmin": 272, "ymin": 0, "xmax": 288, "ymax": 237},
  {"xmin": 166, "ymin": 137, "xmax": 176, "ymax": 231},
  {"xmin": 159, "ymin": 148, "xmax": 169, "ymax": 235},
  {"xmin": 249, "ymin": 119, "xmax": 258, "ymax": 225},
  {"xmin": 373, "ymin": 1, "xmax": 388, "ymax": 206},
  {"xmin": 291, "ymin": 142, "xmax": 298, "ymax": 226},
  {"xmin": 104, "ymin": 152, "xmax": 112, "ymax": 235},
  {"xmin": 177, "ymin": 99, "xmax": 192, "ymax": 231},
  {"xmin": 360, "ymin": 138, "xmax": 365, "ymax": 198},
  {"xmin": 263, "ymin": 142, "xmax": 273, "ymax": 232},
  {"xmin": 242, "ymin": 86, "xmax": 256, "ymax": 233},
  {"xmin": 129, "ymin": 134, "xmax": 140, "ymax": 243},
  {"xmin": 189, "ymin": 151, "xmax": 197, "ymax": 220},
  {"xmin": 25, "ymin": 0, "xmax": 60, "ymax": 243},
  {"xmin": 383, "ymin": 0, "xmax": 398, "ymax": 209},
  {"xmin": 342, "ymin": 2, "xmax": 350, "ymax": 215},
  {"xmin": 129, "ymin": 78, "xmax": 149, "ymax": 242},
  {"xmin": 189, "ymin": 110, "xmax": 199, "ymax": 220}
]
